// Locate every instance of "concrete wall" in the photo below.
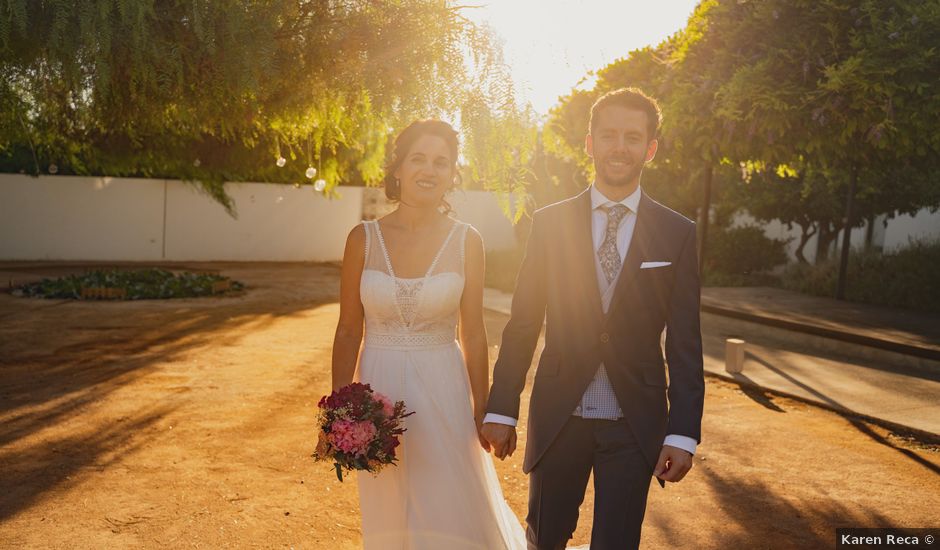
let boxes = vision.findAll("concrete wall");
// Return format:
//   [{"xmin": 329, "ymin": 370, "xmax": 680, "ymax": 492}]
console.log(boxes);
[
  {"xmin": 0, "ymin": 174, "xmax": 518, "ymax": 262},
  {"xmin": 0, "ymin": 175, "xmax": 166, "ymax": 261},
  {"xmin": 0, "ymin": 174, "xmax": 364, "ymax": 262},
  {"xmin": 734, "ymin": 207, "xmax": 939, "ymax": 262},
  {"xmin": 448, "ymin": 189, "xmax": 520, "ymax": 252},
  {"xmin": 883, "ymin": 209, "xmax": 940, "ymax": 251},
  {"xmin": 9, "ymin": 172, "xmax": 930, "ymax": 263},
  {"xmin": 165, "ymin": 181, "xmax": 363, "ymax": 261}
]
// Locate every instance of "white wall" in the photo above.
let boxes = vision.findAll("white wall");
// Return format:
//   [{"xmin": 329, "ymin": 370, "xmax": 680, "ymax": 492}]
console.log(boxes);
[
  {"xmin": 0, "ymin": 174, "xmax": 364, "ymax": 262},
  {"xmin": 0, "ymin": 174, "xmax": 524, "ymax": 262},
  {"xmin": 444, "ymin": 190, "xmax": 519, "ymax": 251},
  {"xmin": 0, "ymin": 174, "xmax": 166, "ymax": 261},
  {"xmin": 165, "ymin": 182, "xmax": 363, "ymax": 261},
  {"xmin": 4, "ymin": 173, "xmax": 934, "ymax": 263},
  {"xmin": 733, "ymin": 207, "xmax": 939, "ymax": 263},
  {"xmin": 883, "ymin": 209, "xmax": 940, "ymax": 250}
]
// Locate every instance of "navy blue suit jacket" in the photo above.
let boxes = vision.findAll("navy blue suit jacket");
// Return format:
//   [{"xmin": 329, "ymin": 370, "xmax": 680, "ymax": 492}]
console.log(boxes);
[{"xmin": 487, "ymin": 187, "xmax": 705, "ymax": 473}]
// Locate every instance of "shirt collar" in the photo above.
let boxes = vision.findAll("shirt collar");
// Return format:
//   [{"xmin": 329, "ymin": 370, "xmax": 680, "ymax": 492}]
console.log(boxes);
[{"xmin": 590, "ymin": 183, "xmax": 642, "ymax": 213}]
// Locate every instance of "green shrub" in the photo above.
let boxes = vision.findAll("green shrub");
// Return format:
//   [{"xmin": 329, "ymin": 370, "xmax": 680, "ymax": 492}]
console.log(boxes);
[
  {"xmin": 780, "ymin": 239, "xmax": 940, "ymax": 313},
  {"xmin": 703, "ymin": 225, "xmax": 789, "ymax": 286},
  {"xmin": 15, "ymin": 268, "xmax": 244, "ymax": 300}
]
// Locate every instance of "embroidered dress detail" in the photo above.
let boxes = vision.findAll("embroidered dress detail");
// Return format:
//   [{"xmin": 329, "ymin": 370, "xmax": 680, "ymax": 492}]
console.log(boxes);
[
  {"xmin": 364, "ymin": 331, "xmax": 456, "ymax": 349},
  {"xmin": 369, "ymin": 220, "xmax": 460, "ymax": 330}
]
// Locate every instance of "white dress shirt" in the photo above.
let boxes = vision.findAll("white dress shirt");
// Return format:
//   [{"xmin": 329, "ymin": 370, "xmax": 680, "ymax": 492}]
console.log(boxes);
[{"xmin": 485, "ymin": 184, "xmax": 697, "ymax": 455}]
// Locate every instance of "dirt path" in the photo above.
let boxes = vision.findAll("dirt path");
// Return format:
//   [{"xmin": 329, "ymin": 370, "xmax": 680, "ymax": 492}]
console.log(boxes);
[{"xmin": 0, "ymin": 263, "xmax": 937, "ymax": 549}]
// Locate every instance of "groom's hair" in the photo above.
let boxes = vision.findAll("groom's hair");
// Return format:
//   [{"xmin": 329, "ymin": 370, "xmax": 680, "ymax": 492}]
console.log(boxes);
[{"xmin": 589, "ymin": 87, "xmax": 662, "ymax": 142}]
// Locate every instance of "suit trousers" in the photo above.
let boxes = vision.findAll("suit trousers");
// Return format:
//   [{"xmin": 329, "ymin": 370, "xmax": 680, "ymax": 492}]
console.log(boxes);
[{"xmin": 526, "ymin": 416, "xmax": 654, "ymax": 550}]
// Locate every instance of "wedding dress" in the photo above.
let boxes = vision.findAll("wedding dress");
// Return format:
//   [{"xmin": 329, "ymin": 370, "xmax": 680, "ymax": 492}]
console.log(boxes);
[{"xmin": 355, "ymin": 219, "xmax": 527, "ymax": 549}]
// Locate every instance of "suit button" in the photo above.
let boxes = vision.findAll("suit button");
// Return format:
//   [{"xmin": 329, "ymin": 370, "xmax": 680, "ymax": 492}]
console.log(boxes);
[{"xmin": 600, "ymin": 332, "xmax": 610, "ymax": 343}]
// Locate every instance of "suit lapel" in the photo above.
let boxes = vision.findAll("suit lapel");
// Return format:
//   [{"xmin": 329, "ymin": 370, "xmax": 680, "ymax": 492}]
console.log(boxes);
[
  {"xmin": 606, "ymin": 191, "xmax": 655, "ymax": 321},
  {"xmin": 571, "ymin": 188, "xmax": 606, "ymax": 323}
]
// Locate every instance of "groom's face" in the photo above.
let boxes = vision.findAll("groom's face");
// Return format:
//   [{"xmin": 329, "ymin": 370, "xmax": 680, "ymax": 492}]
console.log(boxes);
[{"xmin": 585, "ymin": 105, "xmax": 657, "ymax": 188}]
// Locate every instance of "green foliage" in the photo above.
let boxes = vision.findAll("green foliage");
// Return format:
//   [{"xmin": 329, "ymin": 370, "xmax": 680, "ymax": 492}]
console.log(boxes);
[
  {"xmin": 780, "ymin": 240, "xmax": 940, "ymax": 312},
  {"xmin": 461, "ymin": 89, "xmax": 539, "ymax": 223},
  {"xmin": 16, "ymin": 268, "xmax": 243, "ymax": 300},
  {"xmin": 702, "ymin": 225, "xmax": 789, "ymax": 286},
  {"xmin": 0, "ymin": 0, "xmax": 519, "ymax": 215},
  {"xmin": 540, "ymin": 0, "xmax": 940, "ymax": 250},
  {"xmin": 697, "ymin": 0, "xmax": 940, "ymax": 234}
]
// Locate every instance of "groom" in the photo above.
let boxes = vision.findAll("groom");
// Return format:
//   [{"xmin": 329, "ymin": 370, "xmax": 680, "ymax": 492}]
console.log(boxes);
[{"xmin": 482, "ymin": 87, "xmax": 704, "ymax": 550}]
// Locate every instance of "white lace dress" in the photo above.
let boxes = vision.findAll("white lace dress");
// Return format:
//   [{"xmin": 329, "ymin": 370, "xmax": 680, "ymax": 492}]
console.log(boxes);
[{"xmin": 355, "ymin": 219, "xmax": 526, "ymax": 550}]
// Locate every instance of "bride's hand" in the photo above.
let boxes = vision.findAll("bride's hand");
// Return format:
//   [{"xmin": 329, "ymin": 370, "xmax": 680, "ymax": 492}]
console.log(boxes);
[{"xmin": 474, "ymin": 408, "xmax": 491, "ymax": 452}]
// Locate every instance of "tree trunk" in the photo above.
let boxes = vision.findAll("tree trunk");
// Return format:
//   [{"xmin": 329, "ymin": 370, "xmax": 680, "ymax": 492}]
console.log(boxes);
[
  {"xmin": 864, "ymin": 212, "xmax": 875, "ymax": 251},
  {"xmin": 815, "ymin": 222, "xmax": 833, "ymax": 264},
  {"xmin": 836, "ymin": 163, "xmax": 858, "ymax": 300},
  {"xmin": 795, "ymin": 222, "xmax": 817, "ymax": 264}
]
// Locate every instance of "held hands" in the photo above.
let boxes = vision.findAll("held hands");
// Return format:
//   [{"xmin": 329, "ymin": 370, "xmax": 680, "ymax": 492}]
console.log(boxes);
[
  {"xmin": 480, "ymin": 422, "xmax": 517, "ymax": 460},
  {"xmin": 473, "ymin": 409, "xmax": 491, "ymax": 452},
  {"xmin": 653, "ymin": 444, "xmax": 693, "ymax": 483}
]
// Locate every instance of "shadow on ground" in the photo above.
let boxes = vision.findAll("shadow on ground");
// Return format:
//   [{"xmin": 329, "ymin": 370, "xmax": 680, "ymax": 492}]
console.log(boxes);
[{"xmin": 0, "ymin": 263, "xmax": 339, "ymax": 521}]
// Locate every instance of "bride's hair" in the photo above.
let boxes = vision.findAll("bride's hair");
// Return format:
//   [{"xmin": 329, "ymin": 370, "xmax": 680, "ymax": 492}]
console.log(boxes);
[{"xmin": 384, "ymin": 119, "xmax": 461, "ymax": 215}]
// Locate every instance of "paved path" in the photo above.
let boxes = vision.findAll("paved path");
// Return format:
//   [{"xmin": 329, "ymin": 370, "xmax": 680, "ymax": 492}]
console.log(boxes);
[
  {"xmin": 702, "ymin": 287, "xmax": 940, "ymax": 360},
  {"xmin": 483, "ymin": 287, "xmax": 940, "ymax": 438}
]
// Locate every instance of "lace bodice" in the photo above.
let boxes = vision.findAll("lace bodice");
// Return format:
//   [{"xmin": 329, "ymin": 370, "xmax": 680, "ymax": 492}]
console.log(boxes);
[{"xmin": 360, "ymin": 219, "xmax": 469, "ymax": 349}]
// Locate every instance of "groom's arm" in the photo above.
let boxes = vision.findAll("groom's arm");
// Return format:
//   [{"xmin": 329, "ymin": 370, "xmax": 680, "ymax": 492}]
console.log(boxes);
[
  {"xmin": 655, "ymin": 223, "xmax": 704, "ymax": 483},
  {"xmin": 664, "ymin": 223, "xmax": 705, "ymax": 446},
  {"xmin": 485, "ymin": 209, "xmax": 549, "ymax": 422}
]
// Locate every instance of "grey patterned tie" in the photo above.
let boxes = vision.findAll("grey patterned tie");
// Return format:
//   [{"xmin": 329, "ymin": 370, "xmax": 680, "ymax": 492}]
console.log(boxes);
[{"xmin": 598, "ymin": 204, "xmax": 630, "ymax": 284}]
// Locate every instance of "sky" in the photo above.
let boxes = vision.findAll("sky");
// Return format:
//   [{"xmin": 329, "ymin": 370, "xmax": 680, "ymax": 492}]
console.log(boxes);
[{"xmin": 463, "ymin": 0, "xmax": 702, "ymax": 115}]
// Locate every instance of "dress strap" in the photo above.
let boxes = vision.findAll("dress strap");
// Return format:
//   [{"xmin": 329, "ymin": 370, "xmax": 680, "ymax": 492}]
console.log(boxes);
[
  {"xmin": 424, "ymin": 221, "xmax": 460, "ymax": 278},
  {"xmin": 371, "ymin": 220, "xmax": 397, "ymax": 277}
]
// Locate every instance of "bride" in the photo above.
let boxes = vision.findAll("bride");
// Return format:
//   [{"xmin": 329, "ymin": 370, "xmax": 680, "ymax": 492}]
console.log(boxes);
[{"xmin": 330, "ymin": 119, "xmax": 527, "ymax": 549}]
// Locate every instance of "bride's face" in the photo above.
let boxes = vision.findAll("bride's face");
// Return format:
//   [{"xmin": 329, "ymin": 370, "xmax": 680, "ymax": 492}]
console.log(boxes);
[{"xmin": 394, "ymin": 134, "xmax": 455, "ymax": 208}]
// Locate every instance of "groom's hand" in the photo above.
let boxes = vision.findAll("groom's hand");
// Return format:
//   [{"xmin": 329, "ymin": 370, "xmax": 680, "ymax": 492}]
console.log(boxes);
[
  {"xmin": 481, "ymin": 423, "xmax": 517, "ymax": 460},
  {"xmin": 653, "ymin": 445, "xmax": 693, "ymax": 483}
]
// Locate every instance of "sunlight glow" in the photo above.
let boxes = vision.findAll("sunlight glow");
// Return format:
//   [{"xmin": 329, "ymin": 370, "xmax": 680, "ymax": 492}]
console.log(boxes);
[{"xmin": 464, "ymin": 0, "xmax": 701, "ymax": 115}]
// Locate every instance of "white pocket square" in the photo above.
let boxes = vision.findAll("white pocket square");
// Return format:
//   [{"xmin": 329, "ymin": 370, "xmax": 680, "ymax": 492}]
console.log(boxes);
[{"xmin": 640, "ymin": 261, "xmax": 672, "ymax": 269}]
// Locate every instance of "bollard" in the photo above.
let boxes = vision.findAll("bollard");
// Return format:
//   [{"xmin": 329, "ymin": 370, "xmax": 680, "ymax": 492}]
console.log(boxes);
[{"xmin": 725, "ymin": 338, "xmax": 746, "ymax": 374}]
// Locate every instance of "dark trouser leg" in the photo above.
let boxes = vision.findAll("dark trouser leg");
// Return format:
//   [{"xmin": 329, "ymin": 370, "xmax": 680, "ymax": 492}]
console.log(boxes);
[
  {"xmin": 589, "ymin": 419, "xmax": 654, "ymax": 550},
  {"xmin": 526, "ymin": 416, "xmax": 594, "ymax": 550}
]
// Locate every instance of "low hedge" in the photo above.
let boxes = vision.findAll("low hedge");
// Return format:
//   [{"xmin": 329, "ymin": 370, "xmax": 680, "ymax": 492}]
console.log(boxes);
[
  {"xmin": 14, "ymin": 268, "xmax": 244, "ymax": 300},
  {"xmin": 780, "ymin": 240, "xmax": 940, "ymax": 313}
]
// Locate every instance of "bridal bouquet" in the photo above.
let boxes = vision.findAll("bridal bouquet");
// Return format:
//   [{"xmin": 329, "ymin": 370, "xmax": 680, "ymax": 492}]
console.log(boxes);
[{"xmin": 314, "ymin": 382, "xmax": 413, "ymax": 482}]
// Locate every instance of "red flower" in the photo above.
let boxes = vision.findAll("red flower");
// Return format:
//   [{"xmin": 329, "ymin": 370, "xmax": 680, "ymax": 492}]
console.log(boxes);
[{"xmin": 313, "ymin": 383, "xmax": 413, "ymax": 482}]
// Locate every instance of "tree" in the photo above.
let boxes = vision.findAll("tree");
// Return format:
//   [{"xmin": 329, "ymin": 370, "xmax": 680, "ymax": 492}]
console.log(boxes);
[
  {"xmin": 537, "ymin": 0, "xmax": 940, "ymax": 300},
  {"xmin": 0, "ymin": 0, "xmax": 513, "ymax": 214},
  {"xmin": 682, "ymin": 0, "xmax": 940, "ymax": 295}
]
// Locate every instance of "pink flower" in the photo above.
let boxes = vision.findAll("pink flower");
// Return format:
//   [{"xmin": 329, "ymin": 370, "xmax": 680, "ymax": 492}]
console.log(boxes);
[
  {"xmin": 375, "ymin": 393, "xmax": 395, "ymax": 418},
  {"xmin": 328, "ymin": 420, "xmax": 377, "ymax": 456}
]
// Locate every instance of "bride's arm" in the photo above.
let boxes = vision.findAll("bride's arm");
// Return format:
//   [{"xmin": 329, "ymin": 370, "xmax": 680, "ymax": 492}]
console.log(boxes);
[
  {"xmin": 458, "ymin": 228, "xmax": 490, "ymax": 434},
  {"xmin": 331, "ymin": 224, "xmax": 366, "ymax": 390}
]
